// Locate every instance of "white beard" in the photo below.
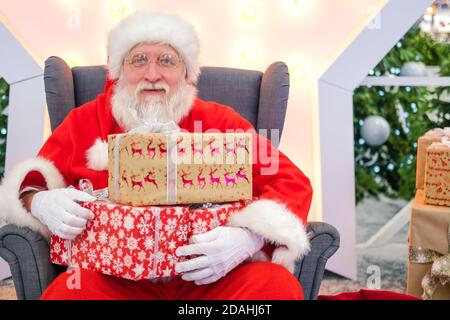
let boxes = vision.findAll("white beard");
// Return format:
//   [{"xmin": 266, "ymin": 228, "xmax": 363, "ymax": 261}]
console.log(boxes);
[{"xmin": 111, "ymin": 76, "xmax": 197, "ymax": 132}]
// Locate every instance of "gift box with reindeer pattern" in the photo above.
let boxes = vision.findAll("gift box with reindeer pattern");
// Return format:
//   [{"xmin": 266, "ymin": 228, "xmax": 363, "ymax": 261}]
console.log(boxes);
[{"xmin": 108, "ymin": 132, "xmax": 252, "ymax": 206}]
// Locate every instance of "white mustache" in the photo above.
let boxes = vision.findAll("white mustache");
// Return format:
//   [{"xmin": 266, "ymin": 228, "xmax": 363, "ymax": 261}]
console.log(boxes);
[{"xmin": 136, "ymin": 82, "xmax": 170, "ymax": 94}]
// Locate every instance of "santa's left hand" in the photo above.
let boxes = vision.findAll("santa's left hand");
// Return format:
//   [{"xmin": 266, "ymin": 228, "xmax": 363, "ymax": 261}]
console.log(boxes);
[{"xmin": 175, "ymin": 226, "xmax": 264, "ymax": 285}]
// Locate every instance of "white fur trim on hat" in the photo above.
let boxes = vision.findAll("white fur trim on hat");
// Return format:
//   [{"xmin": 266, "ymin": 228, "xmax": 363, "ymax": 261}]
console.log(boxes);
[
  {"xmin": 107, "ymin": 11, "xmax": 201, "ymax": 83},
  {"xmin": 0, "ymin": 157, "xmax": 66, "ymax": 239},
  {"xmin": 226, "ymin": 199, "xmax": 311, "ymax": 273},
  {"xmin": 86, "ymin": 138, "xmax": 108, "ymax": 171}
]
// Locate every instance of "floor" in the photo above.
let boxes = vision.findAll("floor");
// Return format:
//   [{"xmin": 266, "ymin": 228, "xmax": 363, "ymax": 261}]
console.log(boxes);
[
  {"xmin": 0, "ymin": 195, "xmax": 410, "ymax": 300},
  {"xmin": 319, "ymin": 195, "xmax": 409, "ymax": 297},
  {"xmin": 0, "ymin": 278, "xmax": 15, "ymax": 300}
]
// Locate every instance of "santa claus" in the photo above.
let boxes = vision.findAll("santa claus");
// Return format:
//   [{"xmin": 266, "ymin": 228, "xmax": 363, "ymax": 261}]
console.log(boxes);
[{"xmin": 0, "ymin": 11, "xmax": 313, "ymax": 299}]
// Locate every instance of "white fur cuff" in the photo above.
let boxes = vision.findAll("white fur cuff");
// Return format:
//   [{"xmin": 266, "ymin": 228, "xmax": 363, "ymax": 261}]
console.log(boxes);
[
  {"xmin": 86, "ymin": 138, "xmax": 108, "ymax": 171},
  {"xmin": 227, "ymin": 199, "xmax": 310, "ymax": 273},
  {"xmin": 0, "ymin": 157, "xmax": 66, "ymax": 238}
]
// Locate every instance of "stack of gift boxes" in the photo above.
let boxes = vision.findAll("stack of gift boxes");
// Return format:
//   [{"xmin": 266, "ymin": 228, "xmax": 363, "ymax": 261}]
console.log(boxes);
[
  {"xmin": 406, "ymin": 128, "xmax": 450, "ymax": 299},
  {"xmin": 50, "ymin": 132, "xmax": 253, "ymax": 280}
]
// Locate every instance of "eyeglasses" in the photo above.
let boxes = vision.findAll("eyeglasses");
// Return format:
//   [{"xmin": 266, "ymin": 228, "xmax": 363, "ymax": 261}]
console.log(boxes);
[{"xmin": 124, "ymin": 51, "xmax": 182, "ymax": 70}]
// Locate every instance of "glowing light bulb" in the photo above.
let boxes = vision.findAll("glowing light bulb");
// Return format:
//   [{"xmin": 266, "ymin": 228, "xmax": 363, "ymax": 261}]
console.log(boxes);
[
  {"xmin": 241, "ymin": 48, "xmax": 258, "ymax": 63},
  {"xmin": 107, "ymin": 0, "xmax": 131, "ymax": 20},
  {"xmin": 289, "ymin": 64, "xmax": 304, "ymax": 81},
  {"xmin": 113, "ymin": 4, "xmax": 125, "ymax": 15},
  {"xmin": 242, "ymin": 2, "xmax": 259, "ymax": 21},
  {"xmin": 426, "ymin": 5, "xmax": 436, "ymax": 15}
]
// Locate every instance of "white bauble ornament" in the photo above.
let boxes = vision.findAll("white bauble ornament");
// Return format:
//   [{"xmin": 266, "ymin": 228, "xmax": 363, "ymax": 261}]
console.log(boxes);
[
  {"xmin": 400, "ymin": 62, "xmax": 426, "ymax": 77},
  {"xmin": 360, "ymin": 116, "xmax": 391, "ymax": 146}
]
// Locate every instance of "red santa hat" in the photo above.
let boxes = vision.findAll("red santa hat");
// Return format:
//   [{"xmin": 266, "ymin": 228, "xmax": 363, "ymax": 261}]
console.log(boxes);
[{"xmin": 107, "ymin": 11, "xmax": 201, "ymax": 83}]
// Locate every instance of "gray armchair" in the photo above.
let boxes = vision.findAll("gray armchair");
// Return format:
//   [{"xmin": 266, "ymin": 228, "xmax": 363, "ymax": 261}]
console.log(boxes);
[{"xmin": 0, "ymin": 57, "xmax": 339, "ymax": 300}]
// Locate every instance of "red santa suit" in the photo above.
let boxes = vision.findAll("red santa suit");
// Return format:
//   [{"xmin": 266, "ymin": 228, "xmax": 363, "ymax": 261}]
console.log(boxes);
[
  {"xmin": 3, "ymin": 81, "xmax": 313, "ymax": 299},
  {"xmin": 0, "ymin": 78, "xmax": 312, "ymax": 299}
]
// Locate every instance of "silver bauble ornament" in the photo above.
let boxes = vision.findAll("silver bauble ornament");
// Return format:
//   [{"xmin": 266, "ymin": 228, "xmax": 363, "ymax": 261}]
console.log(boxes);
[{"xmin": 360, "ymin": 115, "xmax": 390, "ymax": 146}]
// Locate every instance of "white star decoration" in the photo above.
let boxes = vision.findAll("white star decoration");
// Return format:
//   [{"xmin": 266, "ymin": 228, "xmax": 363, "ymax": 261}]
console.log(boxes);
[
  {"xmin": 61, "ymin": 251, "xmax": 68, "ymax": 263},
  {"xmin": 163, "ymin": 266, "xmax": 171, "ymax": 277},
  {"xmin": 87, "ymin": 230, "xmax": 97, "ymax": 244},
  {"xmin": 168, "ymin": 240, "xmax": 176, "ymax": 250},
  {"xmin": 174, "ymin": 207, "xmax": 184, "ymax": 218},
  {"xmin": 133, "ymin": 263, "xmax": 145, "ymax": 277}
]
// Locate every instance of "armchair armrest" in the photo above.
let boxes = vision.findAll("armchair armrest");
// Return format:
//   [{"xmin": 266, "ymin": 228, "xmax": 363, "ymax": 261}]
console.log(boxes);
[
  {"xmin": 0, "ymin": 224, "xmax": 63, "ymax": 300},
  {"xmin": 295, "ymin": 222, "xmax": 340, "ymax": 300}
]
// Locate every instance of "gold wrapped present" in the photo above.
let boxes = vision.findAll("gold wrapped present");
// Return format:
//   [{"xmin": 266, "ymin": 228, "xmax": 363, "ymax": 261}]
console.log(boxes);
[
  {"xmin": 406, "ymin": 189, "xmax": 450, "ymax": 299},
  {"xmin": 424, "ymin": 141, "xmax": 450, "ymax": 207},
  {"xmin": 108, "ymin": 132, "xmax": 252, "ymax": 206},
  {"xmin": 416, "ymin": 128, "xmax": 450, "ymax": 190}
]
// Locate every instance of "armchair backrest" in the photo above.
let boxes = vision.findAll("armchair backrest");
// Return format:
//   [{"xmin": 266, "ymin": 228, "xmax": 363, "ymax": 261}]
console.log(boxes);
[{"xmin": 44, "ymin": 56, "xmax": 290, "ymax": 147}]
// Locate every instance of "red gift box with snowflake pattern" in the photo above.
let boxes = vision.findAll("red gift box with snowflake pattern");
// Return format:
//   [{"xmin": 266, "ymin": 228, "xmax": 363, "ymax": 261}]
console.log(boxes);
[{"xmin": 49, "ymin": 200, "xmax": 249, "ymax": 280}]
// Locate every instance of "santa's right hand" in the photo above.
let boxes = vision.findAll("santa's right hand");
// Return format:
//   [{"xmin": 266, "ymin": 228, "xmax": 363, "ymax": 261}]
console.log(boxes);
[{"xmin": 30, "ymin": 188, "xmax": 96, "ymax": 240}]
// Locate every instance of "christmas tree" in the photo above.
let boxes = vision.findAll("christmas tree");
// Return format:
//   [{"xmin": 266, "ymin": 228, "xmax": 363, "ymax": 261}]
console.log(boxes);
[
  {"xmin": 353, "ymin": 25, "xmax": 450, "ymax": 204},
  {"xmin": 0, "ymin": 78, "xmax": 8, "ymax": 179}
]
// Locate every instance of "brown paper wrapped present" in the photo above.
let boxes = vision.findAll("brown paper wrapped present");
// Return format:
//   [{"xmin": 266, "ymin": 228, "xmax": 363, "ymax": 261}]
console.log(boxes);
[
  {"xmin": 416, "ymin": 128, "xmax": 450, "ymax": 190},
  {"xmin": 406, "ymin": 189, "xmax": 450, "ymax": 299},
  {"xmin": 424, "ymin": 141, "xmax": 450, "ymax": 207},
  {"xmin": 108, "ymin": 132, "xmax": 252, "ymax": 206}
]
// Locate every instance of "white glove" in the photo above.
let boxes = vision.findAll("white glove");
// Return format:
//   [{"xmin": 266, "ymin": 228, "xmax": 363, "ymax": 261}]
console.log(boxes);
[
  {"xmin": 175, "ymin": 226, "xmax": 264, "ymax": 285},
  {"xmin": 30, "ymin": 188, "xmax": 96, "ymax": 240}
]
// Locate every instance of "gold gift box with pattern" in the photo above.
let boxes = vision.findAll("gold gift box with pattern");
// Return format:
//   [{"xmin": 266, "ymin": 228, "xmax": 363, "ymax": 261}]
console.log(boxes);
[
  {"xmin": 108, "ymin": 132, "xmax": 252, "ymax": 206},
  {"xmin": 424, "ymin": 142, "xmax": 450, "ymax": 207},
  {"xmin": 416, "ymin": 128, "xmax": 450, "ymax": 190}
]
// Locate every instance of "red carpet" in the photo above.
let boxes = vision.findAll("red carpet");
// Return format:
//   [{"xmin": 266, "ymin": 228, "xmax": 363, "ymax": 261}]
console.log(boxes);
[{"xmin": 318, "ymin": 289, "xmax": 421, "ymax": 300}]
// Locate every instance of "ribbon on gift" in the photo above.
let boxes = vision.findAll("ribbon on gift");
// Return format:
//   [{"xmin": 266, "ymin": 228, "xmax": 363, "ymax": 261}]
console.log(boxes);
[
  {"xmin": 409, "ymin": 221, "xmax": 450, "ymax": 300},
  {"xmin": 425, "ymin": 127, "xmax": 450, "ymax": 137},
  {"xmin": 78, "ymin": 179, "xmax": 110, "ymax": 202},
  {"xmin": 112, "ymin": 121, "xmax": 180, "ymax": 204},
  {"xmin": 151, "ymin": 207, "xmax": 161, "ymax": 278},
  {"xmin": 442, "ymin": 136, "xmax": 450, "ymax": 147}
]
